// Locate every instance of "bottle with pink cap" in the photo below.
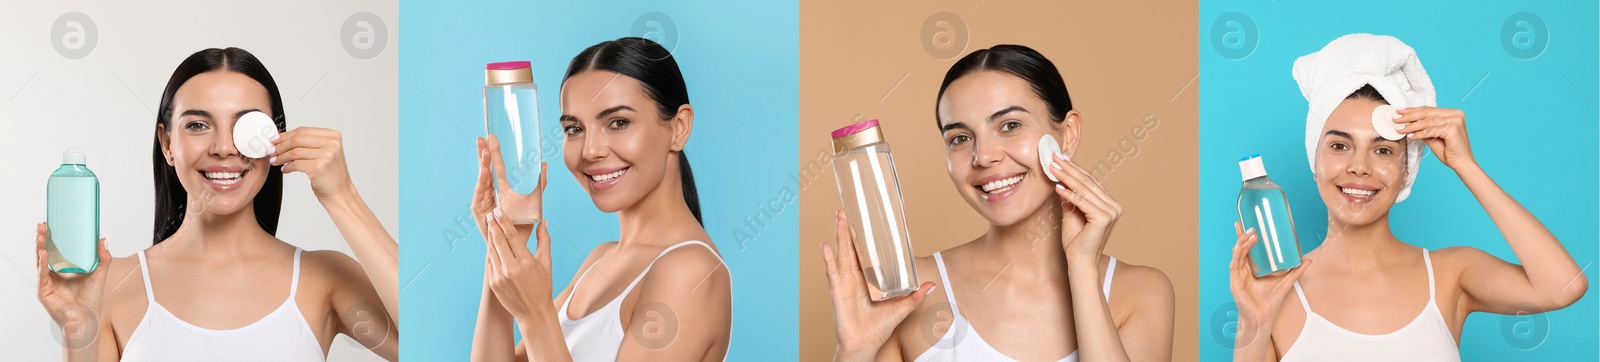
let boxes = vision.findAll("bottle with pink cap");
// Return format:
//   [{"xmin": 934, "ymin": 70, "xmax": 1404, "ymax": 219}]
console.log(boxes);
[
  {"xmin": 830, "ymin": 119, "xmax": 919, "ymax": 301},
  {"xmin": 484, "ymin": 61, "xmax": 543, "ymax": 224}
]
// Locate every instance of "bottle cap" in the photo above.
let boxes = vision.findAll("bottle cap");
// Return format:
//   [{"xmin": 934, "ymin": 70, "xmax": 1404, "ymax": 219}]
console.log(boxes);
[
  {"xmin": 1238, "ymin": 154, "xmax": 1267, "ymax": 181},
  {"xmin": 1038, "ymin": 135, "xmax": 1061, "ymax": 182},
  {"xmin": 62, "ymin": 148, "xmax": 85, "ymax": 165},
  {"xmin": 830, "ymin": 119, "xmax": 886, "ymax": 154},
  {"xmin": 486, "ymin": 61, "xmax": 534, "ymax": 86},
  {"xmin": 1371, "ymin": 105, "xmax": 1404, "ymax": 141},
  {"xmin": 234, "ymin": 111, "xmax": 278, "ymax": 159}
]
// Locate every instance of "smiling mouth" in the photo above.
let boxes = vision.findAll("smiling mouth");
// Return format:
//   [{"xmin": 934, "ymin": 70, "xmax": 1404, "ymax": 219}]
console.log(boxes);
[
  {"xmin": 979, "ymin": 174, "xmax": 1025, "ymax": 194},
  {"xmin": 589, "ymin": 167, "xmax": 629, "ymax": 182},
  {"xmin": 1339, "ymin": 186, "xmax": 1378, "ymax": 197},
  {"xmin": 202, "ymin": 170, "xmax": 248, "ymax": 186}
]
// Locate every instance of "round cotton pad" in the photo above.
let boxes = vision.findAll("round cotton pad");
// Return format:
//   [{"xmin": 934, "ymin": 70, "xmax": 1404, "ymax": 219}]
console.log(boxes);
[
  {"xmin": 1371, "ymin": 105, "xmax": 1403, "ymax": 141},
  {"xmin": 234, "ymin": 111, "xmax": 278, "ymax": 159},
  {"xmin": 1038, "ymin": 135, "xmax": 1061, "ymax": 183}
]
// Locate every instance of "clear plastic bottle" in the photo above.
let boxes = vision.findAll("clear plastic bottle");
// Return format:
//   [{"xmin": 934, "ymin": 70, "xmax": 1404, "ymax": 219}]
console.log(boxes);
[
  {"xmin": 831, "ymin": 119, "xmax": 918, "ymax": 301},
  {"xmin": 46, "ymin": 148, "xmax": 100, "ymax": 273},
  {"xmin": 1236, "ymin": 154, "xmax": 1302, "ymax": 276},
  {"xmin": 484, "ymin": 61, "xmax": 542, "ymax": 225}
]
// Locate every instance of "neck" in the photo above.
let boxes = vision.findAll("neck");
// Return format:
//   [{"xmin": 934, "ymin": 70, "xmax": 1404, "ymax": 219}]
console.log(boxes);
[
  {"xmin": 1316, "ymin": 211, "xmax": 1408, "ymax": 268},
  {"xmin": 972, "ymin": 200, "xmax": 1077, "ymax": 279},
  {"xmin": 159, "ymin": 197, "xmax": 275, "ymax": 256},
  {"xmin": 617, "ymin": 165, "xmax": 701, "ymax": 248}
]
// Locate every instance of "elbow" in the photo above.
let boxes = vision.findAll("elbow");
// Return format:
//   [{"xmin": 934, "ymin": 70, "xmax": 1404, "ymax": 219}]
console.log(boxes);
[{"xmin": 1552, "ymin": 274, "xmax": 1588, "ymax": 308}]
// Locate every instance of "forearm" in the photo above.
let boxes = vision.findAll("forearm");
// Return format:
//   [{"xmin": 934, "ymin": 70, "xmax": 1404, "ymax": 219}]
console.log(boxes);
[
  {"xmin": 1232, "ymin": 319, "xmax": 1274, "ymax": 362},
  {"xmin": 471, "ymin": 284, "xmax": 516, "ymax": 361},
  {"xmin": 1066, "ymin": 256, "xmax": 1131, "ymax": 362},
  {"xmin": 319, "ymin": 188, "xmax": 401, "ymax": 322},
  {"xmin": 1458, "ymin": 163, "xmax": 1586, "ymax": 296},
  {"xmin": 517, "ymin": 312, "xmax": 574, "ymax": 362}
]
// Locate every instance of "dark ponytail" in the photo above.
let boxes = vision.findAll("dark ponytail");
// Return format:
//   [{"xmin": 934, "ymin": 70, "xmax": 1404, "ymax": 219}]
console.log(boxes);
[
  {"xmin": 935, "ymin": 44, "xmax": 1073, "ymax": 129},
  {"xmin": 152, "ymin": 48, "xmax": 287, "ymax": 243},
  {"xmin": 565, "ymin": 37, "xmax": 702, "ymax": 225}
]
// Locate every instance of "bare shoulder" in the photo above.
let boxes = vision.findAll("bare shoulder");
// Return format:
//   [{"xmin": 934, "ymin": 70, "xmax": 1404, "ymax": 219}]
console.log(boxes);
[
  {"xmin": 1429, "ymin": 245, "xmax": 1498, "ymax": 270},
  {"xmin": 639, "ymin": 241, "xmax": 730, "ymax": 296},
  {"xmin": 101, "ymin": 254, "xmax": 147, "ymax": 306},
  {"xmin": 1109, "ymin": 259, "xmax": 1174, "ymax": 312}
]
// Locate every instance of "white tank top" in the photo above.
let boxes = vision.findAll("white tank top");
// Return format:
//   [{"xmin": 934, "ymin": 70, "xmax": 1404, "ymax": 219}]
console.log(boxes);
[
  {"xmin": 1280, "ymin": 249, "xmax": 1460, "ymax": 361},
  {"xmin": 914, "ymin": 252, "xmax": 1116, "ymax": 362},
  {"xmin": 122, "ymin": 249, "xmax": 324, "ymax": 361},
  {"xmin": 557, "ymin": 240, "xmax": 730, "ymax": 361}
]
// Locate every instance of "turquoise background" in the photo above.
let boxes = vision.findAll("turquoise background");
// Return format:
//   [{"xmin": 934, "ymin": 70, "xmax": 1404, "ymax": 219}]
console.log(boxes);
[
  {"xmin": 1199, "ymin": 1, "xmax": 1597, "ymax": 361},
  {"xmin": 398, "ymin": 1, "xmax": 798, "ymax": 360}
]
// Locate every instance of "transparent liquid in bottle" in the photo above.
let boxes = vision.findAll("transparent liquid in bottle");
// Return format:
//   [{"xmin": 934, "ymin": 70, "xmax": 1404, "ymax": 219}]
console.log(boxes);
[
  {"xmin": 47, "ymin": 149, "xmax": 100, "ymax": 274},
  {"xmin": 1236, "ymin": 155, "xmax": 1302, "ymax": 276},
  {"xmin": 832, "ymin": 120, "xmax": 919, "ymax": 301},
  {"xmin": 484, "ymin": 61, "xmax": 543, "ymax": 225}
]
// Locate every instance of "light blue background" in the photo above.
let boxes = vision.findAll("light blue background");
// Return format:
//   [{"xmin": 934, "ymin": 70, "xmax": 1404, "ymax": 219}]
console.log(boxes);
[
  {"xmin": 399, "ymin": 1, "xmax": 798, "ymax": 360},
  {"xmin": 1199, "ymin": 1, "xmax": 1597, "ymax": 361}
]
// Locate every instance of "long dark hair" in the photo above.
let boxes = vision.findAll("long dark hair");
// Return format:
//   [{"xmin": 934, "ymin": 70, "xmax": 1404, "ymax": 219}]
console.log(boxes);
[
  {"xmin": 152, "ymin": 47, "xmax": 287, "ymax": 244},
  {"xmin": 935, "ymin": 44, "xmax": 1073, "ymax": 128},
  {"xmin": 563, "ymin": 37, "xmax": 702, "ymax": 225}
]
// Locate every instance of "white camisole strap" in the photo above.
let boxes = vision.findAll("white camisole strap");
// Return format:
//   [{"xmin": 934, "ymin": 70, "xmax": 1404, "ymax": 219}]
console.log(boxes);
[
  {"xmin": 122, "ymin": 248, "xmax": 323, "ymax": 362},
  {"xmin": 915, "ymin": 253, "xmax": 1116, "ymax": 362},
  {"xmin": 557, "ymin": 240, "xmax": 729, "ymax": 362},
  {"xmin": 1281, "ymin": 249, "xmax": 1460, "ymax": 362}
]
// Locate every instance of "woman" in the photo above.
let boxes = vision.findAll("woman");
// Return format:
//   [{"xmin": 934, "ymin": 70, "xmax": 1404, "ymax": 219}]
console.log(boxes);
[
  {"xmin": 822, "ymin": 44, "xmax": 1175, "ymax": 361},
  {"xmin": 1228, "ymin": 34, "xmax": 1588, "ymax": 361},
  {"xmin": 469, "ymin": 37, "xmax": 733, "ymax": 361},
  {"xmin": 34, "ymin": 47, "xmax": 399, "ymax": 360}
]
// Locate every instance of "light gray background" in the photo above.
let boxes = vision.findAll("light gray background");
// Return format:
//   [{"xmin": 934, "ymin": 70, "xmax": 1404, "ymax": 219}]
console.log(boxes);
[{"xmin": 0, "ymin": 1, "xmax": 396, "ymax": 360}]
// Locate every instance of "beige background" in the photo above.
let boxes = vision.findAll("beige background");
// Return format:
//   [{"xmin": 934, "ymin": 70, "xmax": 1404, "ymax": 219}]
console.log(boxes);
[{"xmin": 798, "ymin": 1, "xmax": 1198, "ymax": 360}]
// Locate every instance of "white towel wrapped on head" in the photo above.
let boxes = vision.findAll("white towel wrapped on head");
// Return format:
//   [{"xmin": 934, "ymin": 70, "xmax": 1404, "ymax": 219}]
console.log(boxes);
[{"xmin": 1292, "ymin": 33, "xmax": 1433, "ymax": 202}]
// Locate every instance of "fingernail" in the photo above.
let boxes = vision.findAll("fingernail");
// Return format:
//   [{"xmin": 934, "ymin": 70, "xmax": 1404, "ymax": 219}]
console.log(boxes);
[
  {"xmin": 484, "ymin": 212, "xmax": 493, "ymax": 221},
  {"xmin": 1051, "ymin": 162, "xmax": 1062, "ymax": 171},
  {"xmin": 1056, "ymin": 184, "xmax": 1066, "ymax": 191},
  {"xmin": 267, "ymin": 146, "xmax": 276, "ymax": 154},
  {"xmin": 493, "ymin": 208, "xmax": 503, "ymax": 217},
  {"xmin": 269, "ymin": 133, "xmax": 280, "ymax": 142},
  {"xmin": 269, "ymin": 156, "xmax": 277, "ymax": 164}
]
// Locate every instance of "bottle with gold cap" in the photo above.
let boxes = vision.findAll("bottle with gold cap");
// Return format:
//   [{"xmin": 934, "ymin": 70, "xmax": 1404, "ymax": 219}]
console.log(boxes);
[
  {"xmin": 830, "ymin": 119, "xmax": 918, "ymax": 301},
  {"xmin": 484, "ymin": 61, "xmax": 542, "ymax": 225}
]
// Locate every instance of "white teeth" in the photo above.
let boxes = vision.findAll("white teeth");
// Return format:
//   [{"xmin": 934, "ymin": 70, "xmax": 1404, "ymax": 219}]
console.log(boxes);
[
  {"xmin": 590, "ymin": 167, "xmax": 628, "ymax": 182},
  {"xmin": 204, "ymin": 171, "xmax": 243, "ymax": 185},
  {"xmin": 980, "ymin": 175, "xmax": 1025, "ymax": 193},
  {"xmin": 1340, "ymin": 187, "xmax": 1376, "ymax": 197}
]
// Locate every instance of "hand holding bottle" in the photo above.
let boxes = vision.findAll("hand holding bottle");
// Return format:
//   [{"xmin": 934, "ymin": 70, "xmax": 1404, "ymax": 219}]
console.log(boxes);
[
  {"xmin": 1228, "ymin": 221, "xmax": 1311, "ymax": 360},
  {"xmin": 34, "ymin": 222, "xmax": 110, "ymax": 352},
  {"xmin": 821, "ymin": 210, "xmax": 935, "ymax": 360}
]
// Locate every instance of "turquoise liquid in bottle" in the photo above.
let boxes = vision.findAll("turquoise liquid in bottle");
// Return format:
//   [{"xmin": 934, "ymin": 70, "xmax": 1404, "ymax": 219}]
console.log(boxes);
[
  {"xmin": 46, "ymin": 148, "xmax": 100, "ymax": 274},
  {"xmin": 1236, "ymin": 155, "xmax": 1301, "ymax": 276}
]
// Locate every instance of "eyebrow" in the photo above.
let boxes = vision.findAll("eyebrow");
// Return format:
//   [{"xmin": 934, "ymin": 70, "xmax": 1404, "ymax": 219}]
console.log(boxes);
[
  {"xmin": 560, "ymin": 105, "xmax": 636, "ymax": 123},
  {"xmin": 941, "ymin": 105, "xmax": 1029, "ymax": 133},
  {"xmin": 1324, "ymin": 130, "xmax": 1399, "ymax": 145},
  {"xmin": 176, "ymin": 108, "xmax": 265, "ymax": 120}
]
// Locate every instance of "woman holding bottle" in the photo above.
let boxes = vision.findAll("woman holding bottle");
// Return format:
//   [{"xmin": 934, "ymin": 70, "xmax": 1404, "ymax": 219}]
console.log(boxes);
[
  {"xmin": 33, "ymin": 47, "xmax": 399, "ymax": 361},
  {"xmin": 1227, "ymin": 34, "xmax": 1588, "ymax": 361},
  {"xmin": 468, "ymin": 37, "xmax": 733, "ymax": 361},
  {"xmin": 821, "ymin": 44, "xmax": 1175, "ymax": 361}
]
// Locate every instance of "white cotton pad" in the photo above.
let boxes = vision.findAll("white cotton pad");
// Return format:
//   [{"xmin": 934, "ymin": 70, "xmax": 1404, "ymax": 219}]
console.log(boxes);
[
  {"xmin": 234, "ymin": 111, "xmax": 278, "ymax": 159},
  {"xmin": 1038, "ymin": 134, "xmax": 1061, "ymax": 183},
  {"xmin": 1371, "ymin": 105, "xmax": 1403, "ymax": 141}
]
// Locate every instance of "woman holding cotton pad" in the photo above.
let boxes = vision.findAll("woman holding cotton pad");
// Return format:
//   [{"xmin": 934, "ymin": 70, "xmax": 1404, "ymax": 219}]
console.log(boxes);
[
  {"xmin": 468, "ymin": 37, "xmax": 732, "ymax": 361},
  {"xmin": 32, "ymin": 47, "xmax": 399, "ymax": 361},
  {"xmin": 1228, "ymin": 34, "xmax": 1587, "ymax": 362},
  {"xmin": 822, "ymin": 44, "xmax": 1175, "ymax": 362}
]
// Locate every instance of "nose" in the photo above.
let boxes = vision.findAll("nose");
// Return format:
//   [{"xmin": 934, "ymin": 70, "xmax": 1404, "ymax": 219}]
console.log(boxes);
[
  {"xmin": 971, "ymin": 136, "xmax": 1002, "ymax": 168},
  {"xmin": 213, "ymin": 123, "xmax": 240, "ymax": 158},
  {"xmin": 580, "ymin": 129, "xmax": 609, "ymax": 161},
  {"xmin": 1345, "ymin": 152, "xmax": 1371, "ymax": 178}
]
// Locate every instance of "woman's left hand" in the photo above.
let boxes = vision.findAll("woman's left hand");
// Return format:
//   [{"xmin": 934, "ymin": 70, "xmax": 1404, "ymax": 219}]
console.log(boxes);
[
  {"xmin": 483, "ymin": 209, "xmax": 555, "ymax": 322},
  {"xmin": 270, "ymin": 126, "xmax": 356, "ymax": 200},
  {"xmin": 1046, "ymin": 152, "xmax": 1123, "ymax": 262},
  {"xmin": 1395, "ymin": 106, "xmax": 1475, "ymax": 170}
]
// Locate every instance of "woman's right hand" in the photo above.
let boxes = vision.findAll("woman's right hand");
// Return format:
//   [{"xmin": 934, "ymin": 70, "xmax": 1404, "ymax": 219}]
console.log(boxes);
[
  {"xmin": 35, "ymin": 222, "xmax": 111, "ymax": 351},
  {"xmin": 1228, "ymin": 221, "xmax": 1310, "ymax": 360},
  {"xmin": 821, "ymin": 210, "xmax": 935, "ymax": 361}
]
